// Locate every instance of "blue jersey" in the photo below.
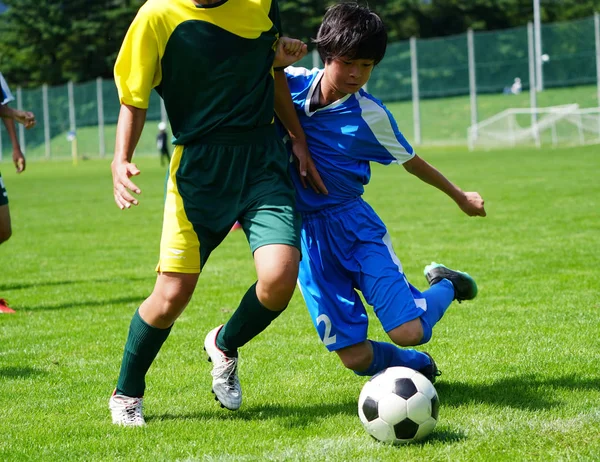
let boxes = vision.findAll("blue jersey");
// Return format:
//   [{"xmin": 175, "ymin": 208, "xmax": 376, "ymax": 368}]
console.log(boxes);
[{"xmin": 283, "ymin": 66, "xmax": 415, "ymax": 212}]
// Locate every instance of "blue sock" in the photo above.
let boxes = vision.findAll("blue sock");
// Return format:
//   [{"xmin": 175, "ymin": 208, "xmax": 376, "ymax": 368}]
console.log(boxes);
[
  {"xmin": 418, "ymin": 278, "xmax": 455, "ymax": 344},
  {"xmin": 354, "ymin": 340, "xmax": 431, "ymax": 376}
]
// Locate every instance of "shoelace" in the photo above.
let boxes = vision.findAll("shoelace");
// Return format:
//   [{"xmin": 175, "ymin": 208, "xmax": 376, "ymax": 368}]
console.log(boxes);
[
  {"xmin": 114, "ymin": 396, "xmax": 142, "ymax": 422},
  {"xmin": 122, "ymin": 402, "xmax": 142, "ymax": 423},
  {"xmin": 212, "ymin": 357, "xmax": 238, "ymax": 390}
]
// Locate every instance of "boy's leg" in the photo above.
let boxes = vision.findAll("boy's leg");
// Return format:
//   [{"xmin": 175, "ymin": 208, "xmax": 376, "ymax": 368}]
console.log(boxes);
[
  {"xmin": 203, "ymin": 128, "xmax": 300, "ymax": 410},
  {"xmin": 337, "ymin": 340, "xmax": 440, "ymax": 383},
  {"xmin": 110, "ymin": 272, "xmax": 198, "ymax": 426},
  {"xmin": 206, "ymin": 244, "xmax": 299, "ymax": 410},
  {"xmin": 411, "ymin": 279, "xmax": 455, "ymax": 344},
  {"xmin": 417, "ymin": 262, "xmax": 478, "ymax": 343},
  {"xmin": 217, "ymin": 244, "xmax": 299, "ymax": 354},
  {"xmin": 0, "ymin": 171, "xmax": 12, "ymax": 244}
]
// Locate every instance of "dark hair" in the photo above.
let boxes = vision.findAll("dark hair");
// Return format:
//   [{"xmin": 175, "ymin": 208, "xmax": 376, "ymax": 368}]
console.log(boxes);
[{"xmin": 314, "ymin": 3, "xmax": 387, "ymax": 65}]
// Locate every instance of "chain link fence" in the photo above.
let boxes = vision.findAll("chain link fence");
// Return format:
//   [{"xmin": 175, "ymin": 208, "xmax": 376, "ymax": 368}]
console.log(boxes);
[{"xmin": 1, "ymin": 14, "xmax": 599, "ymax": 160}]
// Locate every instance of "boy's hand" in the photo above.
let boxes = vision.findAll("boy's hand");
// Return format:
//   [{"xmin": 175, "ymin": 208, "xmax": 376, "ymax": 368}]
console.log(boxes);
[
  {"xmin": 12, "ymin": 148, "xmax": 26, "ymax": 173},
  {"xmin": 14, "ymin": 110, "xmax": 36, "ymax": 129},
  {"xmin": 291, "ymin": 139, "xmax": 328, "ymax": 195},
  {"xmin": 458, "ymin": 192, "xmax": 486, "ymax": 217},
  {"xmin": 274, "ymin": 37, "xmax": 308, "ymax": 69},
  {"xmin": 111, "ymin": 160, "xmax": 141, "ymax": 210}
]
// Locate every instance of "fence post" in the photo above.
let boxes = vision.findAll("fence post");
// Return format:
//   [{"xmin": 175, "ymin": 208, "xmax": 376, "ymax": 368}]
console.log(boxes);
[
  {"xmin": 410, "ymin": 37, "xmax": 421, "ymax": 145},
  {"xmin": 97, "ymin": 77, "xmax": 105, "ymax": 158},
  {"xmin": 16, "ymin": 87, "xmax": 25, "ymax": 153},
  {"xmin": 595, "ymin": 13, "xmax": 600, "ymax": 110},
  {"xmin": 533, "ymin": 0, "xmax": 544, "ymax": 92},
  {"xmin": 43, "ymin": 84, "xmax": 51, "ymax": 159},
  {"xmin": 528, "ymin": 22, "xmax": 540, "ymax": 147},
  {"xmin": 312, "ymin": 49, "xmax": 319, "ymax": 69},
  {"xmin": 467, "ymin": 29, "xmax": 478, "ymax": 141},
  {"xmin": 68, "ymin": 81, "xmax": 78, "ymax": 163}
]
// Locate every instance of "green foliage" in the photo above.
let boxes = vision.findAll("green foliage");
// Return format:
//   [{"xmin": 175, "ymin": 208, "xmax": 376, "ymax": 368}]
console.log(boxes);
[
  {"xmin": 280, "ymin": 0, "xmax": 600, "ymax": 42},
  {"xmin": 1, "ymin": 0, "xmax": 599, "ymax": 87},
  {"xmin": 0, "ymin": 0, "xmax": 144, "ymax": 87}
]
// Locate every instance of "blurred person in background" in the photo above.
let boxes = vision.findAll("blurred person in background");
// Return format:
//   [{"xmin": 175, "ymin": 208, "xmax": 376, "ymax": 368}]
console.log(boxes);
[{"xmin": 0, "ymin": 71, "xmax": 36, "ymax": 313}]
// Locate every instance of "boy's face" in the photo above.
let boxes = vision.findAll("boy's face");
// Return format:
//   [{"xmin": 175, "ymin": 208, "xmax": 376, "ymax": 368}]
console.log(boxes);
[{"xmin": 324, "ymin": 56, "xmax": 375, "ymax": 97}]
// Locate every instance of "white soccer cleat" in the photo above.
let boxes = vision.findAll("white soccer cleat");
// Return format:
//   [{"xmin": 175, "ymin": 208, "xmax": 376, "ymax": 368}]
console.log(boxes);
[
  {"xmin": 204, "ymin": 325, "xmax": 242, "ymax": 411},
  {"xmin": 109, "ymin": 392, "xmax": 145, "ymax": 427}
]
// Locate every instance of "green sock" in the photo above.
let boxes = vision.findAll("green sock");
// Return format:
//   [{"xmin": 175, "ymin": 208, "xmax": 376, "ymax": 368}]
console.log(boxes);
[
  {"xmin": 115, "ymin": 309, "xmax": 172, "ymax": 397},
  {"xmin": 217, "ymin": 282, "xmax": 283, "ymax": 356}
]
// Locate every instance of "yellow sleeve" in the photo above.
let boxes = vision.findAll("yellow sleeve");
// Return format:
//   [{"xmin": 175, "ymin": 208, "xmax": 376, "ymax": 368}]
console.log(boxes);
[{"xmin": 114, "ymin": 6, "xmax": 162, "ymax": 109}]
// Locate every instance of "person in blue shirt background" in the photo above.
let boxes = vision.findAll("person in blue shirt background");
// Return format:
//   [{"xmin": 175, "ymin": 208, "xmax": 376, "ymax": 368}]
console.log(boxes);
[{"xmin": 278, "ymin": 2, "xmax": 486, "ymax": 382}]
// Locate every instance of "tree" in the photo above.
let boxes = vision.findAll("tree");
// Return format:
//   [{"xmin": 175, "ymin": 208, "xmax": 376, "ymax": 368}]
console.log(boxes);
[{"xmin": 0, "ymin": 0, "xmax": 143, "ymax": 87}]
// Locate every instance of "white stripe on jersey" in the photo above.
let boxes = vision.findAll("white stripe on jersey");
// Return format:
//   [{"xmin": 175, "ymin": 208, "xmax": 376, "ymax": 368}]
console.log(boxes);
[
  {"xmin": 0, "ymin": 72, "xmax": 14, "ymax": 106},
  {"xmin": 356, "ymin": 92, "xmax": 414, "ymax": 164}
]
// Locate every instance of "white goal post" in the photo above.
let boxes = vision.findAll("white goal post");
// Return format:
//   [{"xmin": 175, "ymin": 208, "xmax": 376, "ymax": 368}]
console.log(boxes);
[{"xmin": 468, "ymin": 104, "xmax": 600, "ymax": 150}]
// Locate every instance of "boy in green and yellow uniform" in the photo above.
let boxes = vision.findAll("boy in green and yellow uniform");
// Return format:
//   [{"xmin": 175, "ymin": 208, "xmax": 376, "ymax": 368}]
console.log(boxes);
[{"xmin": 109, "ymin": 0, "xmax": 325, "ymax": 426}]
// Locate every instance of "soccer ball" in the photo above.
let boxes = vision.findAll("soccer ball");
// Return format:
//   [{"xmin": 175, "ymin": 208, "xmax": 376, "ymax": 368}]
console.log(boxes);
[{"xmin": 358, "ymin": 366, "xmax": 439, "ymax": 444}]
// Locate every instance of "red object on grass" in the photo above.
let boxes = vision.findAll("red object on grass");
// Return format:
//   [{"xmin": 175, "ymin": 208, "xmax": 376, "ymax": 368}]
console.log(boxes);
[{"xmin": 0, "ymin": 299, "xmax": 15, "ymax": 314}]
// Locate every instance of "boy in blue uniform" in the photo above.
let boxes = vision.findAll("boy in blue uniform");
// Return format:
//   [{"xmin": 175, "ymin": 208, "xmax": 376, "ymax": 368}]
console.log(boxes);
[{"xmin": 279, "ymin": 3, "xmax": 486, "ymax": 381}]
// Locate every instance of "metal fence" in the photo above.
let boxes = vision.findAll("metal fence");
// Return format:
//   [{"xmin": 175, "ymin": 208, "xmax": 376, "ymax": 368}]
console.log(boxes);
[{"xmin": 1, "ymin": 13, "xmax": 599, "ymax": 159}]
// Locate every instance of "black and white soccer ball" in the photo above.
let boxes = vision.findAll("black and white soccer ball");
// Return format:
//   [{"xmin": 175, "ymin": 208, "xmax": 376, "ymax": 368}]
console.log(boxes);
[{"xmin": 358, "ymin": 366, "xmax": 439, "ymax": 444}]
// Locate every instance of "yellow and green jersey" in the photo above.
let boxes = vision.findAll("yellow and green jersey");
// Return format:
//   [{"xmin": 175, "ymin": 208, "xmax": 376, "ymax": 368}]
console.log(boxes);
[{"xmin": 114, "ymin": 0, "xmax": 282, "ymax": 145}]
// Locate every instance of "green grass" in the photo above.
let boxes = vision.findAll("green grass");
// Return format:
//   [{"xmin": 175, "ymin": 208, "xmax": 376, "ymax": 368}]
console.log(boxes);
[{"xmin": 1, "ymin": 144, "xmax": 599, "ymax": 460}]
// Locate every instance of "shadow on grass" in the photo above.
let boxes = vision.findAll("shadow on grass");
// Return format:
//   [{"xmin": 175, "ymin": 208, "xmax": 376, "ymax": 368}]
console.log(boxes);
[
  {"xmin": 436, "ymin": 373, "xmax": 600, "ymax": 410},
  {"xmin": 423, "ymin": 429, "xmax": 466, "ymax": 444},
  {"xmin": 0, "ymin": 275, "xmax": 150, "ymax": 292},
  {"xmin": 147, "ymin": 401, "xmax": 357, "ymax": 426},
  {"xmin": 16, "ymin": 296, "xmax": 144, "ymax": 312},
  {"xmin": 146, "ymin": 402, "xmax": 466, "ymax": 444},
  {"xmin": 0, "ymin": 366, "xmax": 46, "ymax": 379}
]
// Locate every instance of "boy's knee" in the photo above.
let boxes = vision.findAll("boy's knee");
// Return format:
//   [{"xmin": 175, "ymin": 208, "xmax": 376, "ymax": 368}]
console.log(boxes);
[
  {"xmin": 337, "ymin": 343, "xmax": 372, "ymax": 373},
  {"xmin": 256, "ymin": 274, "xmax": 296, "ymax": 311},
  {"xmin": 387, "ymin": 321, "xmax": 424, "ymax": 347},
  {"xmin": 0, "ymin": 227, "xmax": 12, "ymax": 245},
  {"xmin": 153, "ymin": 274, "xmax": 197, "ymax": 311},
  {"xmin": 343, "ymin": 356, "xmax": 371, "ymax": 373},
  {"xmin": 255, "ymin": 245, "xmax": 300, "ymax": 310}
]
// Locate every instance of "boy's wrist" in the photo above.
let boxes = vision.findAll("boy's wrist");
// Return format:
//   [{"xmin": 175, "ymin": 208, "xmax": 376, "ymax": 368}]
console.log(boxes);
[{"xmin": 289, "ymin": 133, "xmax": 307, "ymax": 144}]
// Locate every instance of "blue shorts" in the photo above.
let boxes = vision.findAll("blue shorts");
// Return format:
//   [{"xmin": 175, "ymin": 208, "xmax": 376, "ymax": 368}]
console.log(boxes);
[{"xmin": 298, "ymin": 197, "xmax": 426, "ymax": 352}]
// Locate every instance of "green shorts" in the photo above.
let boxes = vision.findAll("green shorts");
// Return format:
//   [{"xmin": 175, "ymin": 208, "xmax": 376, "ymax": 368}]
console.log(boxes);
[
  {"xmin": 157, "ymin": 125, "xmax": 301, "ymax": 273},
  {"xmin": 0, "ymin": 171, "xmax": 8, "ymax": 206}
]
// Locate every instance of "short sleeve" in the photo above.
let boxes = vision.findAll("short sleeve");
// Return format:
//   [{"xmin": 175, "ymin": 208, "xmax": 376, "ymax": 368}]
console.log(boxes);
[
  {"xmin": 356, "ymin": 94, "xmax": 414, "ymax": 165},
  {"xmin": 114, "ymin": 8, "xmax": 161, "ymax": 109}
]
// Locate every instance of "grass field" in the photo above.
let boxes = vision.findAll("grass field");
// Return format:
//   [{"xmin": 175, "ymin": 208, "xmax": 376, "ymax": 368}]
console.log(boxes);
[{"xmin": 1, "ymin": 144, "xmax": 599, "ymax": 460}]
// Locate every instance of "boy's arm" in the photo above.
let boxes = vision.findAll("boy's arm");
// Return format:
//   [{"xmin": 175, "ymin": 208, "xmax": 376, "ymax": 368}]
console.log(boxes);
[
  {"xmin": 2, "ymin": 117, "xmax": 26, "ymax": 173},
  {"xmin": 403, "ymin": 155, "xmax": 486, "ymax": 217},
  {"xmin": 0, "ymin": 105, "xmax": 35, "ymax": 173},
  {"xmin": 0, "ymin": 104, "xmax": 35, "ymax": 128},
  {"xmin": 111, "ymin": 104, "xmax": 147, "ymax": 210},
  {"xmin": 274, "ymin": 71, "xmax": 327, "ymax": 194}
]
